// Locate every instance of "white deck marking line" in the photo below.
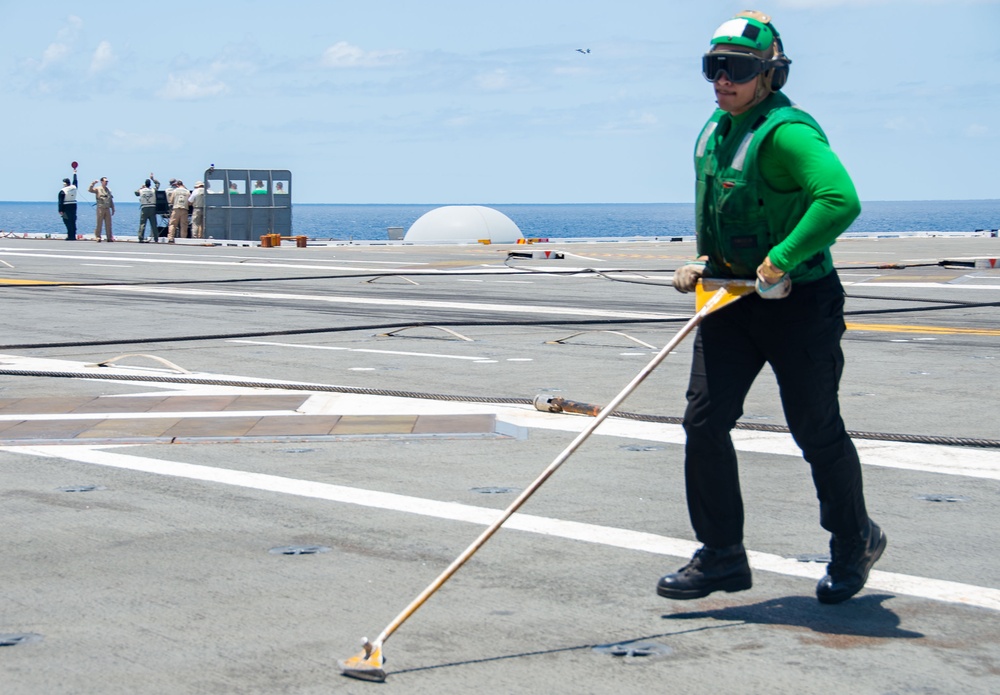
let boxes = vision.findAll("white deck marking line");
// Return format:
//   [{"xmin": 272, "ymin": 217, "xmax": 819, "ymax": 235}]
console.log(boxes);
[
  {"xmin": 6, "ymin": 444, "xmax": 999, "ymax": 613},
  {"xmin": 104, "ymin": 285, "xmax": 682, "ymax": 320},
  {"xmin": 0, "ymin": 250, "xmax": 425, "ymax": 271},
  {"xmin": 494, "ymin": 408, "xmax": 1000, "ymax": 481},
  {"xmin": 0, "ymin": 350, "xmax": 993, "ymax": 481},
  {"xmin": 229, "ymin": 339, "xmax": 490, "ymax": 361},
  {"xmin": 0, "ymin": 250, "xmax": 598, "ymax": 275}
]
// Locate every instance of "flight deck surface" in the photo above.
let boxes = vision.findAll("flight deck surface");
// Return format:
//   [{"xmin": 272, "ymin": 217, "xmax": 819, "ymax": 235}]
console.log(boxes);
[{"xmin": 1, "ymin": 235, "xmax": 997, "ymax": 694}]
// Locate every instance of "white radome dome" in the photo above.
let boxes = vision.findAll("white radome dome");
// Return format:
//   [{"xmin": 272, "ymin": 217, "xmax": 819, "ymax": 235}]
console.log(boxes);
[{"xmin": 405, "ymin": 205, "xmax": 523, "ymax": 243}]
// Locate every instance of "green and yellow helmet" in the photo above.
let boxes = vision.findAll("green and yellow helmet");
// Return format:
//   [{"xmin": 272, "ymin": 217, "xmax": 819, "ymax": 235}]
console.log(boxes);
[
  {"xmin": 710, "ymin": 12, "xmax": 777, "ymax": 53},
  {"xmin": 707, "ymin": 10, "xmax": 790, "ymax": 92}
]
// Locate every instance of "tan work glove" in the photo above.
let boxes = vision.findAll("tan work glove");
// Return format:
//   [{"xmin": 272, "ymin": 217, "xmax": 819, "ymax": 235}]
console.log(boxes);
[{"xmin": 672, "ymin": 262, "xmax": 707, "ymax": 293}]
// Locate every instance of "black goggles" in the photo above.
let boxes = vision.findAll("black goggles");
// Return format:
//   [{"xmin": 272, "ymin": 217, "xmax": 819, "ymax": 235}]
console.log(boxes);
[{"xmin": 702, "ymin": 52, "xmax": 769, "ymax": 84}]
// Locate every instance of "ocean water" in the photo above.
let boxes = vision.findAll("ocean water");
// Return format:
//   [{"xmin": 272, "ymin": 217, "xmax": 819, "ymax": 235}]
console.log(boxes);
[{"xmin": 2, "ymin": 200, "xmax": 997, "ymax": 241}]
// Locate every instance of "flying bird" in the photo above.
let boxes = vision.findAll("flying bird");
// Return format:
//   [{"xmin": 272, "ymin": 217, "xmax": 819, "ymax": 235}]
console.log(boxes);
[{"xmin": 576, "ymin": 48, "xmax": 590, "ymax": 54}]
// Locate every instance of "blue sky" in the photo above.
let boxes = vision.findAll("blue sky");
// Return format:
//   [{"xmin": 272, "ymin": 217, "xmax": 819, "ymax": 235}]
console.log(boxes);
[{"xmin": 4, "ymin": 0, "xmax": 998, "ymax": 204}]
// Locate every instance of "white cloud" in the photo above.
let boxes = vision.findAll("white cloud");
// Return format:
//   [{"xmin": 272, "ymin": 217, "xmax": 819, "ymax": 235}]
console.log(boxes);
[
  {"xmin": 553, "ymin": 66, "xmax": 591, "ymax": 77},
  {"xmin": 39, "ymin": 42, "xmax": 71, "ymax": 70},
  {"xmin": 89, "ymin": 41, "xmax": 116, "ymax": 75},
  {"xmin": 60, "ymin": 15, "xmax": 84, "ymax": 38},
  {"xmin": 883, "ymin": 116, "xmax": 932, "ymax": 134},
  {"xmin": 444, "ymin": 115, "xmax": 474, "ymax": 128},
  {"xmin": 965, "ymin": 123, "xmax": 989, "ymax": 138},
  {"xmin": 321, "ymin": 41, "xmax": 403, "ymax": 68},
  {"xmin": 35, "ymin": 15, "xmax": 83, "ymax": 70},
  {"xmin": 107, "ymin": 129, "xmax": 183, "ymax": 152},
  {"xmin": 601, "ymin": 110, "xmax": 659, "ymax": 134},
  {"xmin": 209, "ymin": 58, "xmax": 255, "ymax": 75},
  {"xmin": 157, "ymin": 73, "xmax": 229, "ymax": 100},
  {"xmin": 476, "ymin": 69, "xmax": 514, "ymax": 91}
]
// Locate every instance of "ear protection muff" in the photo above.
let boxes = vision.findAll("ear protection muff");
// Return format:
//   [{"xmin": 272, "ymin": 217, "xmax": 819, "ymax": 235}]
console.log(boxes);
[
  {"xmin": 729, "ymin": 10, "xmax": 792, "ymax": 92},
  {"xmin": 766, "ymin": 34, "xmax": 791, "ymax": 92}
]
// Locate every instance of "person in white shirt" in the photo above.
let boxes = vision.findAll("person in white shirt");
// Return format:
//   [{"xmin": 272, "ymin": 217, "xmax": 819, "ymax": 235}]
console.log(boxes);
[
  {"xmin": 134, "ymin": 174, "xmax": 160, "ymax": 243},
  {"xmin": 58, "ymin": 172, "xmax": 78, "ymax": 240}
]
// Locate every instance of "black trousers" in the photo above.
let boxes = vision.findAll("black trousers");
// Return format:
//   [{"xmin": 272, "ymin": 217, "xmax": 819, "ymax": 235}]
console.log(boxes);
[
  {"xmin": 61, "ymin": 205, "xmax": 77, "ymax": 239},
  {"xmin": 682, "ymin": 272, "xmax": 868, "ymax": 548}
]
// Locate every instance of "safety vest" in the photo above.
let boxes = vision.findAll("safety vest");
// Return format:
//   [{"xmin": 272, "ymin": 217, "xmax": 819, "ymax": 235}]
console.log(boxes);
[
  {"xmin": 61, "ymin": 185, "xmax": 77, "ymax": 204},
  {"xmin": 137, "ymin": 187, "xmax": 156, "ymax": 207},
  {"xmin": 170, "ymin": 187, "xmax": 190, "ymax": 209},
  {"xmin": 694, "ymin": 92, "xmax": 833, "ymax": 283}
]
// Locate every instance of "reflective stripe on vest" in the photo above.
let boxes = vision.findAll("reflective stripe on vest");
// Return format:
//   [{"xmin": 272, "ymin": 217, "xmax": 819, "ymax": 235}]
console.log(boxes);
[
  {"xmin": 695, "ymin": 121, "xmax": 718, "ymax": 158},
  {"xmin": 730, "ymin": 131, "xmax": 755, "ymax": 172},
  {"xmin": 694, "ymin": 93, "xmax": 829, "ymax": 280}
]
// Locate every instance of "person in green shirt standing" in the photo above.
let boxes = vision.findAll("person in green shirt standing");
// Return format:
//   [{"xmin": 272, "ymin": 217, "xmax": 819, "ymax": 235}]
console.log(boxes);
[{"xmin": 658, "ymin": 10, "xmax": 885, "ymax": 605}]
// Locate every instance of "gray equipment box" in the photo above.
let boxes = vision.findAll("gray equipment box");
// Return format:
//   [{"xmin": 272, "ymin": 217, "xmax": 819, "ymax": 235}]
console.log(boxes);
[{"xmin": 203, "ymin": 168, "xmax": 291, "ymax": 241}]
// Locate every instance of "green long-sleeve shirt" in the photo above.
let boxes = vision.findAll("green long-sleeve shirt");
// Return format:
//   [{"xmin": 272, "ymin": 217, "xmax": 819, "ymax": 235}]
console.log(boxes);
[{"xmin": 754, "ymin": 119, "xmax": 861, "ymax": 272}]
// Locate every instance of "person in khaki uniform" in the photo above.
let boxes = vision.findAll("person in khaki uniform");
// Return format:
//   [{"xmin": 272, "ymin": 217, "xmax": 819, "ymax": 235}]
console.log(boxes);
[
  {"xmin": 188, "ymin": 181, "xmax": 206, "ymax": 239},
  {"xmin": 167, "ymin": 179, "xmax": 190, "ymax": 243},
  {"xmin": 88, "ymin": 177, "xmax": 115, "ymax": 242}
]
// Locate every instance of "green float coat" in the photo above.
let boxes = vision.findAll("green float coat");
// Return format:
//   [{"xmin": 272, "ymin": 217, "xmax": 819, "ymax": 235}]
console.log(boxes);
[{"xmin": 694, "ymin": 91, "xmax": 861, "ymax": 282}]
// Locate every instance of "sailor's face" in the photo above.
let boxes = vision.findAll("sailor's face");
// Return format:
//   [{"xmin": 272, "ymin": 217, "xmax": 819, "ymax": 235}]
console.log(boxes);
[{"xmin": 713, "ymin": 75, "xmax": 759, "ymax": 115}]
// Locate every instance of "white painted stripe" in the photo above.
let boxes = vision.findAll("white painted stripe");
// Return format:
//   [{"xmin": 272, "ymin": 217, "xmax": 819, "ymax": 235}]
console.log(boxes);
[
  {"xmin": 229, "ymin": 339, "xmax": 490, "ymax": 361},
  {"xmin": 0, "ymin": 250, "xmax": 425, "ymax": 271},
  {"xmin": 1, "ymin": 353, "xmax": 995, "ymax": 482},
  {"xmin": 0, "ymin": 250, "xmax": 603, "ymax": 276},
  {"xmin": 103, "ymin": 285, "xmax": 682, "ymax": 320},
  {"xmin": 6, "ymin": 444, "xmax": 998, "ymax": 613},
  {"xmin": 489, "ymin": 406, "xmax": 1000, "ymax": 481}
]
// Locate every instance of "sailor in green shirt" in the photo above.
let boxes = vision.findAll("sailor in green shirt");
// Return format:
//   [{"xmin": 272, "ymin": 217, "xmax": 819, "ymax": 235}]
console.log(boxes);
[{"xmin": 658, "ymin": 11, "xmax": 885, "ymax": 605}]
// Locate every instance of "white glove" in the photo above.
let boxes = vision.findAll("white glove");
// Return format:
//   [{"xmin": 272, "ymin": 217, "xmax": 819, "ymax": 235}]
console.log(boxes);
[
  {"xmin": 672, "ymin": 263, "xmax": 706, "ymax": 293},
  {"xmin": 755, "ymin": 256, "xmax": 791, "ymax": 299},
  {"xmin": 755, "ymin": 272, "xmax": 792, "ymax": 299}
]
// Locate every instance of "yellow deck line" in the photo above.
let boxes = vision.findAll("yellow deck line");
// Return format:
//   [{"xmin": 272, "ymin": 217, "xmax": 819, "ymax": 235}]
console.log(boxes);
[
  {"xmin": 2, "ymin": 276, "xmax": 995, "ymax": 334},
  {"xmin": 847, "ymin": 322, "xmax": 1000, "ymax": 336},
  {"xmin": 0, "ymin": 278, "xmax": 66, "ymax": 285}
]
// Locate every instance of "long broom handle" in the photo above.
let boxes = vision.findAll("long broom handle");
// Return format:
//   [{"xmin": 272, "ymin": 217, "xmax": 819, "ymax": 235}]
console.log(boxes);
[{"xmin": 370, "ymin": 287, "xmax": 733, "ymax": 648}]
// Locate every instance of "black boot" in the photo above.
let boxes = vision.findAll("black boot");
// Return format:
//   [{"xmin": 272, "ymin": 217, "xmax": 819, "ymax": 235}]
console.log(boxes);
[
  {"xmin": 656, "ymin": 544, "xmax": 752, "ymax": 600},
  {"xmin": 816, "ymin": 519, "xmax": 886, "ymax": 604}
]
